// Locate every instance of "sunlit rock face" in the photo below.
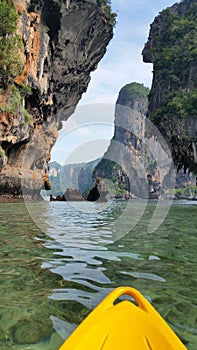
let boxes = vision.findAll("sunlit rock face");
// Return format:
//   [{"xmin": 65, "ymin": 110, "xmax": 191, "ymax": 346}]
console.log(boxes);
[{"xmin": 0, "ymin": 0, "xmax": 113, "ymax": 200}]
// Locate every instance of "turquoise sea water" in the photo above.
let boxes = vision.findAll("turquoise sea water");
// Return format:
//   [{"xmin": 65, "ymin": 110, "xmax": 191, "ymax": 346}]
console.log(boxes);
[{"xmin": 0, "ymin": 200, "xmax": 196, "ymax": 349}]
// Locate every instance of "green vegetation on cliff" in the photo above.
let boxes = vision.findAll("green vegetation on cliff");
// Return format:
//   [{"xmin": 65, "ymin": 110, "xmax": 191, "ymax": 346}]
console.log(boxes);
[
  {"xmin": 0, "ymin": 0, "xmax": 23, "ymax": 88},
  {"xmin": 173, "ymin": 185, "xmax": 197, "ymax": 199},
  {"xmin": 0, "ymin": 85, "xmax": 32, "ymax": 123},
  {"xmin": 97, "ymin": 0, "xmax": 117, "ymax": 25},
  {"xmin": 0, "ymin": 1, "xmax": 33, "ymax": 124},
  {"xmin": 117, "ymin": 82, "xmax": 149, "ymax": 111}
]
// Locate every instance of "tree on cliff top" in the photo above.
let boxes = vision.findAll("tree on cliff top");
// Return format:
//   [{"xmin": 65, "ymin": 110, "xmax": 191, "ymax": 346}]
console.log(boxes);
[
  {"xmin": 117, "ymin": 82, "xmax": 149, "ymax": 110},
  {"xmin": 97, "ymin": 0, "xmax": 117, "ymax": 25}
]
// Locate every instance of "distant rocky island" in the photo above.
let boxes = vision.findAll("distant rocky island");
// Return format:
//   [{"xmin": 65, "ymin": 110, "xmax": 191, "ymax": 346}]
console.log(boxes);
[
  {"xmin": 46, "ymin": 159, "xmax": 107, "ymax": 201},
  {"xmin": 47, "ymin": 160, "xmax": 96, "ymax": 197}
]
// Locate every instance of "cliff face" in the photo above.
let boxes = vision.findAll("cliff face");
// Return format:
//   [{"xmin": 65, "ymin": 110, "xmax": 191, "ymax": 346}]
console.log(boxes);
[
  {"xmin": 142, "ymin": 0, "xmax": 197, "ymax": 175},
  {"xmin": 0, "ymin": 0, "xmax": 113, "ymax": 200},
  {"xmin": 94, "ymin": 83, "xmax": 158, "ymax": 199}
]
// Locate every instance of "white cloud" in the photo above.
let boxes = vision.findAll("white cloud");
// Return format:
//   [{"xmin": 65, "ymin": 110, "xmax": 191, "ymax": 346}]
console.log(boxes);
[
  {"xmin": 51, "ymin": 123, "xmax": 113, "ymax": 165},
  {"xmin": 64, "ymin": 139, "xmax": 111, "ymax": 164},
  {"xmin": 52, "ymin": 104, "xmax": 116, "ymax": 164},
  {"xmin": 81, "ymin": 43, "xmax": 153, "ymax": 105}
]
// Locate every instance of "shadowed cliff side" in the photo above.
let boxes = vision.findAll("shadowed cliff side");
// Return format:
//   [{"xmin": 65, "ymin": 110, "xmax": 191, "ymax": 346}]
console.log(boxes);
[
  {"xmin": 142, "ymin": 0, "xmax": 197, "ymax": 176},
  {"xmin": 0, "ymin": 0, "xmax": 114, "ymax": 201}
]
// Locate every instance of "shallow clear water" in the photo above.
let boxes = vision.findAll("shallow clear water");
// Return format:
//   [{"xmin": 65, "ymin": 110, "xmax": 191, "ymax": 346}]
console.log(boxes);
[{"xmin": 0, "ymin": 200, "xmax": 196, "ymax": 349}]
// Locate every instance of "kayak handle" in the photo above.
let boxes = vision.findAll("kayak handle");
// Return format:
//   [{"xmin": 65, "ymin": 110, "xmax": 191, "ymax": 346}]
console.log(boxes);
[{"xmin": 101, "ymin": 286, "xmax": 153, "ymax": 314}]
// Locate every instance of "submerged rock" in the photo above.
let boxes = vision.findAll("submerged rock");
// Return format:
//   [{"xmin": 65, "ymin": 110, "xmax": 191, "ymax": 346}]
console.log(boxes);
[{"xmin": 13, "ymin": 317, "xmax": 53, "ymax": 344}]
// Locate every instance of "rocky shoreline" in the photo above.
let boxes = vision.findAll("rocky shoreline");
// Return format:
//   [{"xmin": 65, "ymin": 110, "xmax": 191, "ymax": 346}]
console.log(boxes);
[
  {"xmin": 0, "ymin": 192, "xmax": 43, "ymax": 203},
  {"xmin": 1, "ymin": 193, "xmax": 196, "ymax": 203},
  {"xmin": 174, "ymin": 195, "xmax": 197, "ymax": 201},
  {"xmin": 0, "ymin": 195, "xmax": 25, "ymax": 203}
]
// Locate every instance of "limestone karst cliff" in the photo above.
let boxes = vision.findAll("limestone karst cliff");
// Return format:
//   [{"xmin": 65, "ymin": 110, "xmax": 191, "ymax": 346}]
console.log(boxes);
[
  {"xmin": 0, "ymin": 0, "xmax": 113, "ymax": 201},
  {"xmin": 142, "ymin": 0, "xmax": 197, "ymax": 175},
  {"xmin": 94, "ymin": 83, "xmax": 160, "ymax": 199}
]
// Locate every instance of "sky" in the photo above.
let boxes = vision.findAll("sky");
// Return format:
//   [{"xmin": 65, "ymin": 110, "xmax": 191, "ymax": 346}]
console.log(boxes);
[
  {"xmin": 81, "ymin": 0, "xmax": 179, "ymax": 105},
  {"xmin": 51, "ymin": 0, "xmax": 179, "ymax": 165}
]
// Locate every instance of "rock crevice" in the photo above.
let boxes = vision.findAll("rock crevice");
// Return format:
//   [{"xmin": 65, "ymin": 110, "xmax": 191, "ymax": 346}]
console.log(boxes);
[{"xmin": 0, "ymin": 0, "xmax": 113, "ymax": 200}]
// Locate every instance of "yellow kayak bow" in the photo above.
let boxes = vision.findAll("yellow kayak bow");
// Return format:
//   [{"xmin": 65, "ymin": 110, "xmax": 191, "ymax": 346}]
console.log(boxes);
[{"xmin": 59, "ymin": 286, "xmax": 187, "ymax": 350}]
